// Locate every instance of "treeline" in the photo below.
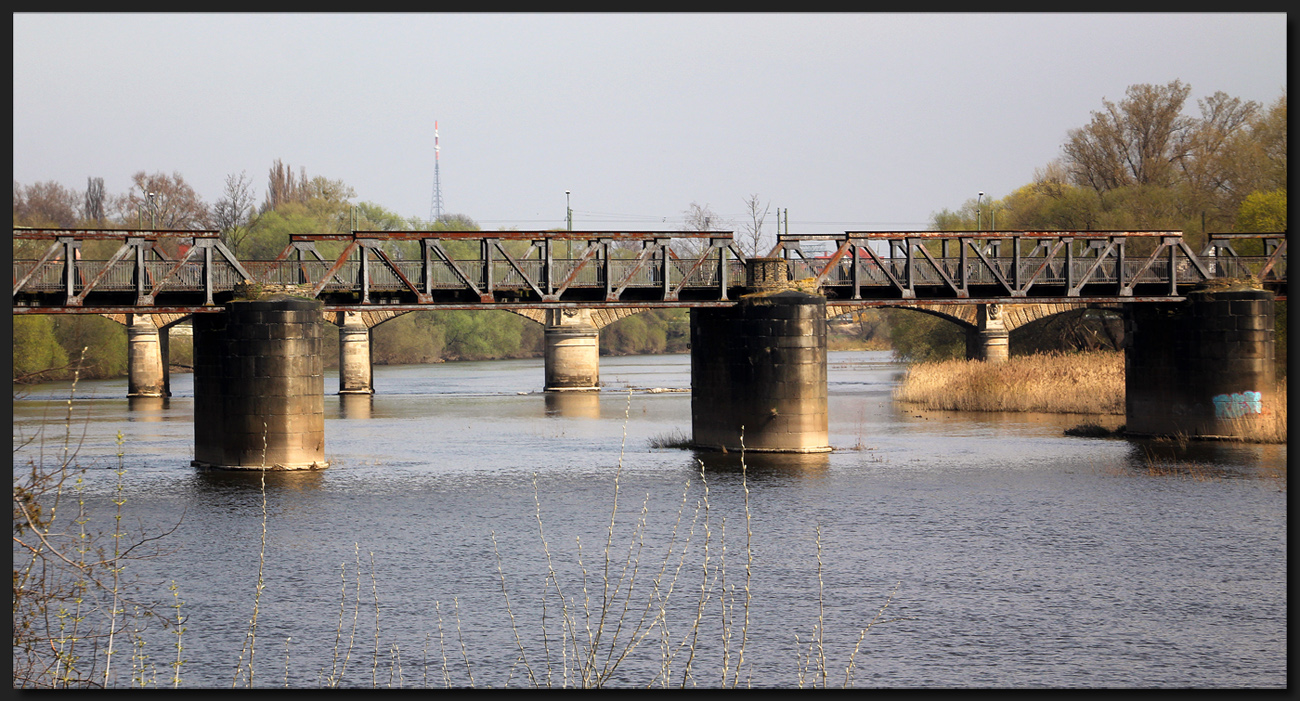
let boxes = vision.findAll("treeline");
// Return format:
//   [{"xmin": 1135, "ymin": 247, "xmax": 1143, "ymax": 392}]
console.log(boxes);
[{"xmin": 12, "ymin": 82, "xmax": 1287, "ymax": 382}]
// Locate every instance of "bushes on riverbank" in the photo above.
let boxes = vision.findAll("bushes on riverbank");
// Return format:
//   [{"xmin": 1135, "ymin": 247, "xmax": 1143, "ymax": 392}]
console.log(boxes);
[{"xmin": 893, "ymin": 351, "xmax": 1125, "ymax": 415}]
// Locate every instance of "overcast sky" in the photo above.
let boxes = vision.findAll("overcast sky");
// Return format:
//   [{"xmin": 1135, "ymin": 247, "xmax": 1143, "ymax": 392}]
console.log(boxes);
[{"xmin": 12, "ymin": 13, "xmax": 1288, "ymax": 235}]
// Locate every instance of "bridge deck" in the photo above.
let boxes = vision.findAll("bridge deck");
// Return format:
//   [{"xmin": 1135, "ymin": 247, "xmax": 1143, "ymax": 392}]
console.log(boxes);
[{"xmin": 12, "ymin": 229, "xmax": 1286, "ymax": 314}]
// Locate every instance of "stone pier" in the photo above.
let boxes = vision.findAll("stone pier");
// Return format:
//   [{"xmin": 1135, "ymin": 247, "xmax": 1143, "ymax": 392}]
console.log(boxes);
[
  {"xmin": 544, "ymin": 309, "xmax": 600, "ymax": 391},
  {"xmin": 965, "ymin": 303, "xmax": 1009, "ymax": 363},
  {"xmin": 690, "ymin": 258, "xmax": 830, "ymax": 453},
  {"xmin": 192, "ymin": 295, "xmax": 328, "ymax": 470},
  {"xmin": 338, "ymin": 311, "xmax": 374, "ymax": 395},
  {"xmin": 1125, "ymin": 285, "xmax": 1277, "ymax": 438},
  {"xmin": 126, "ymin": 314, "xmax": 166, "ymax": 397}
]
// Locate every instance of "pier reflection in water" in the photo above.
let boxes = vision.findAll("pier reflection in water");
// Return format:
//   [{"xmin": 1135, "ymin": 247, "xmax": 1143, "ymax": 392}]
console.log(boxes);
[{"xmin": 11, "ymin": 351, "xmax": 1286, "ymax": 688}]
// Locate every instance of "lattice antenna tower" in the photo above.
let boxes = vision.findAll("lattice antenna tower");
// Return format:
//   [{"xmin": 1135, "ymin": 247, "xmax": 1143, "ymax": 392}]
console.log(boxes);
[{"xmin": 428, "ymin": 120, "xmax": 444, "ymax": 224}]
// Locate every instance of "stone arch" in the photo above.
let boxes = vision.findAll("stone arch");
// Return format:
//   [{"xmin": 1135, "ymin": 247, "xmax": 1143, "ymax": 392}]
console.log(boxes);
[
  {"xmin": 324, "ymin": 309, "xmax": 411, "ymax": 329},
  {"xmin": 506, "ymin": 307, "xmax": 647, "ymax": 330},
  {"xmin": 826, "ymin": 302, "xmax": 1119, "ymax": 332},
  {"xmin": 826, "ymin": 303, "xmax": 976, "ymax": 330},
  {"xmin": 100, "ymin": 312, "xmax": 194, "ymax": 331}
]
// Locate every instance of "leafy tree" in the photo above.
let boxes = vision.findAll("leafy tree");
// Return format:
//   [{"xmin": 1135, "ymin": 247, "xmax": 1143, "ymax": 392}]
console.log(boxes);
[
  {"xmin": 883, "ymin": 309, "xmax": 965, "ymax": 362},
  {"xmin": 372, "ymin": 311, "xmax": 447, "ymax": 365},
  {"xmin": 1234, "ymin": 188, "xmax": 1287, "ymax": 233},
  {"xmin": 12, "ymin": 316, "xmax": 68, "ymax": 382},
  {"xmin": 438, "ymin": 310, "xmax": 532, "ymax": 361},
  {"xmin": 50, "ymin": 315, "xmax": 127, "ymax": 380}
]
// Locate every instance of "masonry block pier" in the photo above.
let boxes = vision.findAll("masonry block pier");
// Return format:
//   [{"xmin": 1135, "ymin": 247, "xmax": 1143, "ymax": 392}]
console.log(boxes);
[
  {"xmin": 544, "ymin": 309, "xmax": 601, "ymax": 391},
  {"xmin": 691, "ymin": 258, "xmax": 831, "ymax": 453},
  {"xmin": 337, "ymin": 311, "xmax": 374, "ymax": 395},
  {"xmin": 1126, "ymin": 286, "xmax": 1277, "ymax": 438},
  {"xmin": 192, "ymin": 295, "xmax": 328, "ymax": 470}
]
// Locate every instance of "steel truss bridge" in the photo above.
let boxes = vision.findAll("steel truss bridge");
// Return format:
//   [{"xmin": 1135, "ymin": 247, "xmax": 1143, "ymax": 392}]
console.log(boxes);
[{"xmin": 11, "ymin": 228, "xmax": 1287, "ymax": 315}]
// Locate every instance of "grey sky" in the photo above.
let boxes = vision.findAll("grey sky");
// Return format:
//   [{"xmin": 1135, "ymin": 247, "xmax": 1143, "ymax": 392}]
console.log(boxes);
[{"xmin": 12, "ymin": 13, "xmax": 1288, "ymax": 235}]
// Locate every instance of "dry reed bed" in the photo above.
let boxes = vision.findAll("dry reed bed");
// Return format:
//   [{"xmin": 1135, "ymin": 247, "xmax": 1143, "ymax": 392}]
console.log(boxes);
[{"xmin": 893, "ymin": 351, "xmax": 1125, "ymax": 415}]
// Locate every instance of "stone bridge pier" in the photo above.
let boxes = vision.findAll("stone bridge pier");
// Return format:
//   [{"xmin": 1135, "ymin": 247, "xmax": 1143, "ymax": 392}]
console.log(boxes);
[
  {"xmin": 337, "ymin": 311, "xmax": 374, "ymax": 395},
  {"xmin": 690, "ymin": 259, "xmax": 831, "ymax": 453},
  {"xmin": 1125, "ymin": 285, "xmax": 1277, "ymax": 439},
  {"xmin": 192, "ymin": 294, "xmax": 328, "ymax": 470},
  {"xmin": 543, "ymin": 309, "xmax": 601, "ymax": 391},
  {"xmin": 126, "ymin": 314, "xmax": 166, "ymax": 397}
]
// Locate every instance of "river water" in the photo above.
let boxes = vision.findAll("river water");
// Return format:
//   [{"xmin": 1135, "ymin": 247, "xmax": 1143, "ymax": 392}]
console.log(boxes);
[{"xmin": 12, "ymin": 351, "xmax": 1287, "ymax": 688}]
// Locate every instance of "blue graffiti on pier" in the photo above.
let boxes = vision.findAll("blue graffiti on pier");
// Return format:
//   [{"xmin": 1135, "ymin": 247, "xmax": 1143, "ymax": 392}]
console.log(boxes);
[{"xmin": 1213, "ymin": 391, "xmax": 1263, "ymax": 419}]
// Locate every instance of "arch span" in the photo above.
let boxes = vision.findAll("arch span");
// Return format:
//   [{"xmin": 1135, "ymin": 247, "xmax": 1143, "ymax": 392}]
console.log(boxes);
[{"xmin": 826, "ymin": 302, "xmax": 1111, "ymax": 332}]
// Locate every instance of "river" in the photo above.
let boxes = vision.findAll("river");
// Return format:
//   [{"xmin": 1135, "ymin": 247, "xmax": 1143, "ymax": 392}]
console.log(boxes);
[{"xmin": 11, "ymin": 351, "xmax": 1287, "ymax": 688}]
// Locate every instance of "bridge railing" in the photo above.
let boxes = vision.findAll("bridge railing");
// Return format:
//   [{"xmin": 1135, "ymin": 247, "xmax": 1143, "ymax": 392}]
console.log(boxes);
[
  {"xmin": 14, "ymin": 227, "xmax": 1284, "ymax": 311},
  {"xmin": 262, "ymin": 230, "xmax": 750, "ymax": 304},
  {"xmin": 775, "ymin": 230, "xmax": 1286, "ymax": 299}
]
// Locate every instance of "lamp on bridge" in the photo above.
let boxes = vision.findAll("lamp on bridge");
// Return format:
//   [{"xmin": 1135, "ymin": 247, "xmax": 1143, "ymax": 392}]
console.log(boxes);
[{"xmin": 977, "ymin": 191, "xmax": 984, "ymax": 231}]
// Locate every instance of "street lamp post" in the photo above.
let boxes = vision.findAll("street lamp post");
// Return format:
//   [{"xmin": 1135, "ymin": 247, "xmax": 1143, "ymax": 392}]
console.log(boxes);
[
  {"xmin": 976, "ymin": 191, "xmax": 984, "ymax": 231},
  {"xmin": 565, "ymin": 190, "xmax": 572, "ymax": 259}
]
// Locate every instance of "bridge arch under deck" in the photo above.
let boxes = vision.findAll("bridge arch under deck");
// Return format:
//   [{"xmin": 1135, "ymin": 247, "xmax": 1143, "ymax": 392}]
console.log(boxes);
[
  {"xmin": 825, "ymin": 302, "xmax": 1110, "ymax": 332},
  {"xmin": 826, "ymin": 302, "xmax": 1121, "ymax": 362}
]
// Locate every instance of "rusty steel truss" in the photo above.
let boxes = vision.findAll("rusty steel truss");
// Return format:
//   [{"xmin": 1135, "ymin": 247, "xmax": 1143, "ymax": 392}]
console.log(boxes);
[
  {"xmin": 772, "ymin": 230, "xmax": 1286, "ymax": 303},
  {"xmin": 11, "ymin": 228, "xmax": 1286, "ymax": 315}
]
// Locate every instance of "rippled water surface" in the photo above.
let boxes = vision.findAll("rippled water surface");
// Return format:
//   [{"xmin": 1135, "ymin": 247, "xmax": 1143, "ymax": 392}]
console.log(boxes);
[{"xmin": 13, "ymin": 351, "xmax": 1286, "ymax": 688}]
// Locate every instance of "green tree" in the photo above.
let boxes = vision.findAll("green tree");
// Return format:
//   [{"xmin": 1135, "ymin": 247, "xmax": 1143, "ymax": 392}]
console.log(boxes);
[
  {"xmin": 372, "ymin": 311, "xmax": 447, "ymax": 365},
  {"xmin": 883, "ymin": 309, "xmax": 966, "ymax": 362},
  {"xmin": 1235, "ymin": 188, "xmax": 1287, "ymax": 233},
  {"xmin": 50, "ymin": 316, "xmax": 127, "ymax": 380},
  {"xmin": 12, "ymin": 316, "xmax": 69, "ymax": 381}
]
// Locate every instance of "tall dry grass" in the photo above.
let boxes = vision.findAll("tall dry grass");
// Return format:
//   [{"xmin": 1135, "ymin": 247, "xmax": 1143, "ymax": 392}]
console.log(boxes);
[
  {"xmin": 1222, "ymin": 376, "xmax": 1287, "ymax": 444},
  {"xmin": 893, "ymin": 351, "xmax": 1124, "ymax": 415}
]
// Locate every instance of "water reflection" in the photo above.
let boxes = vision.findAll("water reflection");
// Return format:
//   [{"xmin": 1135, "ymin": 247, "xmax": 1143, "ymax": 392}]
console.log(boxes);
[
  {"xmin": 544, "ymin": 391, "xmax": 601, "ymax": 419},
  {"xmin": 339, "ymin": 393, "xmax": 373, "ymax": 420},
  {"xmin": 190, "ymin": 466, "xmax": 326, "ymax": 493},
  {"xmin": 127, "ymin": 396, "xmax": 169, "ymax": 420},
  {"xmin": 691, "ymin": 449, "xmax": 831, "ymax": 478}
]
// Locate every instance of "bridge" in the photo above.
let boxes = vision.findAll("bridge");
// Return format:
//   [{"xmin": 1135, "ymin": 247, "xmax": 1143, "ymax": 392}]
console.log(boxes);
[
  {"xmin": 11, "ymin": 228, "xmax": 1286, "ymax": 313},
  {"xmin": 11, "ymin": 227, "xmax": 1287, "ymax": 467}
]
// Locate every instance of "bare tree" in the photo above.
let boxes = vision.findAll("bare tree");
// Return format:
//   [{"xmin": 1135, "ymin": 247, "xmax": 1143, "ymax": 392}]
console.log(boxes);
[
  {"xmin": 118, "ymin": 171, "xmax": 210, "ymax": 230},
  {"xmin": 1062, "ymin": 80, "xmax": 1195, "ymax": 191},
  {"xmin": 265, "ymin": 159, "xmax": 309, "ymax": 212},
  {"xmin": 83, "ymin": 177, "xmax": 105, "ymax": 224},
  {"xmin": 677, "ymin": 201, "xmax": 731, "ymax": 257},
  {"xmin": 212, "ymin": 171, "xmax": 260, "ymax": 255},
  {"xmin": 13, "ymin": 181, "xmax": 81, "ymax": 227},
  {"xmin": 740, "ymin": 193, "xmax": 770, "ymax": 257}
]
